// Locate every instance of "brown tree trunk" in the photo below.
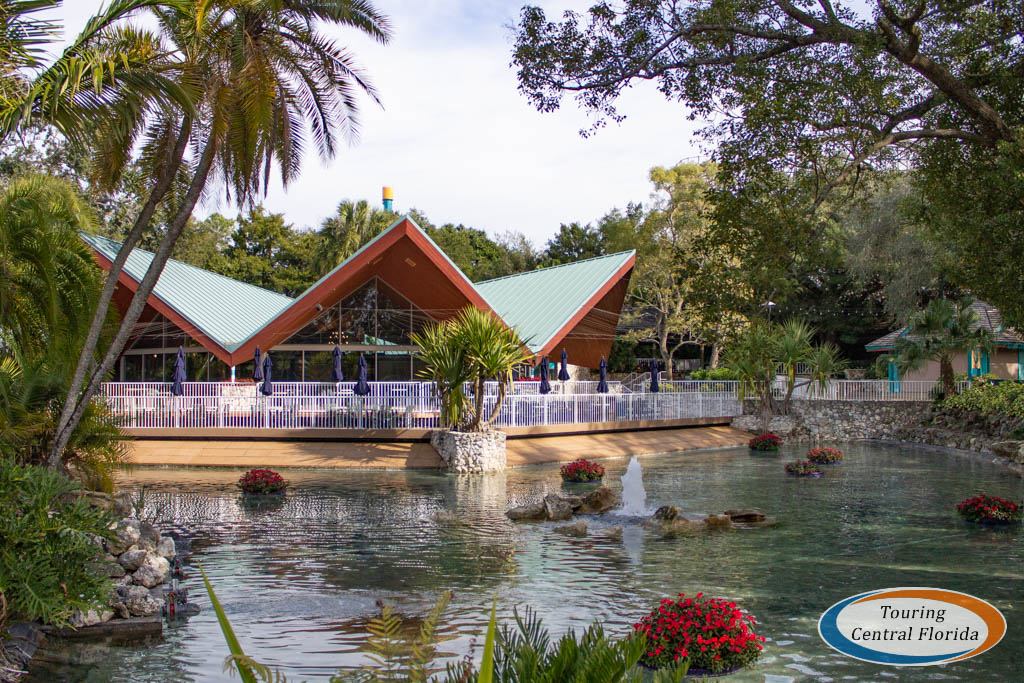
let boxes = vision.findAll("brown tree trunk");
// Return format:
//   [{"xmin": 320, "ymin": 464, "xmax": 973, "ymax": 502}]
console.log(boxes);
[
  {"xmin": 49, "ymin": 120, "xmax": 192, "ymax": 467},
  {"xmin": 709, "ymin": 343, "xmax": 721, "ymax": 369},
  {"xmin": 48, "ymin": 132, "xmax": 217, "ymax": 467},
  {"xmin": 940, "ymin": 356, "xmax": 955, "ymax": 397}
]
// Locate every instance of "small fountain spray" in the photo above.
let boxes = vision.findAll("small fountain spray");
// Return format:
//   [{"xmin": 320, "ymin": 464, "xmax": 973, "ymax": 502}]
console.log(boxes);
[{"xmin": 618, "ymin": 456, "xmax": 648, "ymax": 516}]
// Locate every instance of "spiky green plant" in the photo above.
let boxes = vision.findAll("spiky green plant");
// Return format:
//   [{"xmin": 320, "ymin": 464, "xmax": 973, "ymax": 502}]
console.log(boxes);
[
  {"xmin": 412, "ymin": 307, "xmax": 531, "ymax": 432},
  {"xmin": 894, "ymin": 298, "xmax": 995, "ymax": 397}
]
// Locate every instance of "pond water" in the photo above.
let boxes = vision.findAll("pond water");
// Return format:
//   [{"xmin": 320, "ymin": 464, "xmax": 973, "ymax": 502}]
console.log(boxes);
[{"xmin": 30, "ymin": 443, "xmax": 1024, "ymax": 682}]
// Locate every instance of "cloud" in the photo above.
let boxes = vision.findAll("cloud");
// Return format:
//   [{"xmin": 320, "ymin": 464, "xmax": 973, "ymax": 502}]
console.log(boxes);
[{"xmin": 50, "ymin": 1, "xmax": 704, "ymax": 245}]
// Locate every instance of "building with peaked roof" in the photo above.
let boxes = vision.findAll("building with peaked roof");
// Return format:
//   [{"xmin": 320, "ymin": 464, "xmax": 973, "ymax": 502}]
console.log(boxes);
[
  {"xmin": 83, "ymin": 217, "xmax": 635, "ymax": 382},
  {"xmin": 865, "ymin": 300, "xmax": 1024, "ymax": 382}
]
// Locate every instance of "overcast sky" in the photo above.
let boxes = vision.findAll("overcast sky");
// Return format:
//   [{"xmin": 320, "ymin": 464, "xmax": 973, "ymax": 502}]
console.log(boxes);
[{"xmin": 52, "ymin": 1, "xmax": 703, "ymax": 245}]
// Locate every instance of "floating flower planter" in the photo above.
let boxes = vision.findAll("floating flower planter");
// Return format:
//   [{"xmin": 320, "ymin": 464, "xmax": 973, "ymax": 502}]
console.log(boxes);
[
  {"xmin": 807, "ymin": 447, "xmax": 843, "ymax": 464},
  {"xmin": 634, "ymin": 593, "xmax": 765, "ymax": 676},
  {"xmin": 238, "ymin": 468, "xmax": 287, "ymax": 496},
  {"xmin": 560, "ymin": 458, "xmax": 605, "ymax": 483},
  {"xmin": 956, "ymin": 494, "xmax": 1022, "ymax": 526},
  {"xmin": 785, "ymin": 461, "xmax": 822, "ymax": 478},
  {"xmin": 748, "ymin": 433, "xmax": 782, "ymax": 452}
]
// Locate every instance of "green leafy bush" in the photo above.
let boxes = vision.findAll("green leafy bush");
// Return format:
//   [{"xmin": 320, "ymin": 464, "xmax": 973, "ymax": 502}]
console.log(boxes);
[
  {"xmin": 690, "ymin": 368, "xmax": 739, "ymax": 381},
  {"xmin": 0, "ymin": 458, "xmax": 114, "ymax": 627},
  {"xmin": 941, "ymin": 381, "xmax": 1024, "ymax": 418}
]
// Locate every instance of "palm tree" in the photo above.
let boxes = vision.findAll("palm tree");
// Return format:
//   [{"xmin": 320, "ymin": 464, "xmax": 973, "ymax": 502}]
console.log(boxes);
[
  {"xmin": 49, "ymin": 0, "xmax": 393, "ymax": 466},
  {"xmin": 316, "ymin": 199, "xmax": 395, "ymax": 272},
  {"xmin": 412, "ymin": 307, "xmax": 531, "ymax": 432},
  {"xmin": 455, "ymin": 307, "xmax": 533, "ymax": 431},
  {"xmin": 0, "ymin": 174, "xmax": 103, "ymax": 360},
  {"xmin": 894, "ymin": 298, "xmax": 995, "ymax": 396}
]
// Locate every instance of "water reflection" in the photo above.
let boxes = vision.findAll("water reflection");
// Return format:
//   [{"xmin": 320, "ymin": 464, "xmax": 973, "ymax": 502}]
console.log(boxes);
[{"xmin": 29, "ymin": 445, "xmax": 1024, "ymax": 682}]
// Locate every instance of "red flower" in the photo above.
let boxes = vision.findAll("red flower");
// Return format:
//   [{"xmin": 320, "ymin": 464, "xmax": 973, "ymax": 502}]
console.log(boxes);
[
  {"xmin": 560, "ymin": 459, "xmax": 605, "ymax": 482},
  {"xmin": 239, "ymin": 468, "xmax": 287, "ymax": 494},
  {"xmin": 956, "ymin": 493, "xmax": 1022, "ymax": 523},
  {"xmin": 634, "ymin": 593, "xmax": 765, "ymax": 673}
]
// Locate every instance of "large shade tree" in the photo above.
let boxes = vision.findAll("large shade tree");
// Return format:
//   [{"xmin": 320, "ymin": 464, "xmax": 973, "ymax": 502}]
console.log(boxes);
[
  {"xmin": 0, "ymin": 0, "xmax": 393, "ymax": 467},
  {"xmin": 512, "ymin": 0, "xmax": 1024, "ymax": 326}
]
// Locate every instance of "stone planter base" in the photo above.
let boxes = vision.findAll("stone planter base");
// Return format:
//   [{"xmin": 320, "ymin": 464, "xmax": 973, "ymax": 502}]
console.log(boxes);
[{"xmin": 430, "ymin": 429, "xmax": 507, "ymax": 473}]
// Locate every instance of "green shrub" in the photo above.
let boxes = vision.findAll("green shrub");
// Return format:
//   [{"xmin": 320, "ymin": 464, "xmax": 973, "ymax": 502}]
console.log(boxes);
[
  {"xmin": 0, "ymin": 458, "xmax": 114, "ymax": 627},
  {"xmin": 690, "ymin": 367, "xmax": 739, "ymax": 381},
  {"xmin": 941, "ymin": 381, "xmax": 1024, "ymax": 418}
]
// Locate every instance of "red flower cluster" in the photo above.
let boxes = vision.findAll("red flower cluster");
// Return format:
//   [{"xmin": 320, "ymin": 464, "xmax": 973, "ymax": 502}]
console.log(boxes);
[
  {"xmin": 785, "ymin": 460, "xmax": 822, "ymax": 476},
  {"xmin": 238, "ymin": 468, "xmax": 287, "ymax": 494},
  {"xmin": 748, "ymin": 433, "xmax": 783, "ymax": 451},
  {"xmin": 560, "ymin": 458, "xmax": 605, "ymax": 482},
  {"xmin": 807, "ymin": 447, "xmax": 843, "ymax": 464},
  {"xmin": 634, "ymin": 593, "xmax": 765, "ymax": 673},
  {"xmin": 956, "ymin": 494, "xmax": 1022, "ymax": 523}
]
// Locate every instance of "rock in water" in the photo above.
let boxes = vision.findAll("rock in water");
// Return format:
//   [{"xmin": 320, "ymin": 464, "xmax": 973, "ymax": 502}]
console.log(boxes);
[
  {"xmin": 107, "ymin": 519, "xmax": 141, "ymax": 555},
  {"xmin": 704, "ymin": 514, "xmax": 733, "ymax": 531},
  {"xmin": 724, "ymin": 508, "xmax": 767, "ymax": 523},
  {"xmin": 118, "ymin": 549, "xmax": 149, "ymax": 571},
  {"xmin": 577, "ymin": 486, "xmax": 616, "ymax": 514},
  {"xmin": 543, "ymin": 494, "xmax": 573, "ymax": 521},
  {"xmin": 506, "ymin": 503, "xmax": 546, "ymax": 521},
  {"xmin": 138, "ymin": 521, "xmax": 161, "ymax": 551},
  {"xmin": 156, "ymin": 537, "xmax": 176, "ymax": 560},
  {"xmin": 651, "ymin": 505, "xmax": 683, "ymax": 521},
  {"xmin": 553, "ymin": 521, "xmax": 587, "ymax": 537}
]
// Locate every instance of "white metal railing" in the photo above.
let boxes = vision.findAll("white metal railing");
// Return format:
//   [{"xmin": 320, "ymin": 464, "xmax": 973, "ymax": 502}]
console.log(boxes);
[
  {"xmin": 97, "ymin": 381, "xmax": 738, "ymax": 430},
  {"xmin": 770, "ymin": 379, "xmax": 971, "ymax": 402}
]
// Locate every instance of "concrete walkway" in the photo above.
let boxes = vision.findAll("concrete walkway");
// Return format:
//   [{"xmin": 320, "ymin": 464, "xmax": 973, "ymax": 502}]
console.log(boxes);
[{"xmin": 124, "ymin": 426, "xmax": 749, "ymax": 469}]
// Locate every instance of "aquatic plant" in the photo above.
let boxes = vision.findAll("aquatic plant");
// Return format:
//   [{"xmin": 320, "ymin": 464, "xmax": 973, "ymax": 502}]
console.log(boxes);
[
  {"xmin": 806, "ymin": 447, "xmax": 842, "ymax": 464},
  {"xmin": 560, "ymin": 458, "xmax": 605, "ymax": 482},
  {"xmin": 784, "ymin": 461, "xmax": 822, "ymax": 477},
  {"xmin": 238, "ymin": 469, "xmax": 287, "ymax": 495},
  {"xmin": 748, "ymin": 433, "xmax": 782, "ymax": 452},
  {"xmin": 956, "ymin": 495, "xmax": 1023, "ymax": 524},
  {"xmin": 633, "ymin": 593, "xmax": 764, "ymax": 674}
]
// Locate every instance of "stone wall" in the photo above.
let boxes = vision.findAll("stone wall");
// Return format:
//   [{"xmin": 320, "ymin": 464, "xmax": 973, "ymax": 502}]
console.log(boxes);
[
  {"xmin": 430, "ymin": 429, "xmax": 507, "ymax": 473},
  {"xmin": 734, "ymin": 400, "xmax": 933, "ymax": 443}
]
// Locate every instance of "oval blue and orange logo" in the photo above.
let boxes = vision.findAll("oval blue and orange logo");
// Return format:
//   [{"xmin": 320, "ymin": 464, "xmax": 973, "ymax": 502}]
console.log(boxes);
[{"xmin": 818, "ymin": 588, "xmax": 1005, "ymax": 666}]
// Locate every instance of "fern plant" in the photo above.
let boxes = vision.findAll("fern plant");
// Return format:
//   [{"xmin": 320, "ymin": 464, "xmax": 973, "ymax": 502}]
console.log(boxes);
[
  {"xmin": 334, "ymin": 591, "xmax": 454, "ymax": 683},
  {"xmin": 444, "ymin": 606, "xmax": 689, "ymax": 683}
]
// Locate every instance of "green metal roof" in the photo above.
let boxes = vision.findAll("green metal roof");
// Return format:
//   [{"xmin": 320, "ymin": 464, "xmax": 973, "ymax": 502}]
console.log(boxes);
[
  {"xmin": 82, "ymin": 221, "xmax": 634, "ymax": 358},
  {"xmin": 475, "ymin": 251, "xmax": 635, "ymax": 353},
  {"xmin": 81, "ymin": 233, "xmax": 294, "ymax": 351}
]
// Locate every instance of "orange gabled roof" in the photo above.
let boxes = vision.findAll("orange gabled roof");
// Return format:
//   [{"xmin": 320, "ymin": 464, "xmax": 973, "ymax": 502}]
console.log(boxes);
[
  {"xmin": 84, "ymin": 217, "xmax": 637, "ymax": 368},
  {"xmin": 225, "ymin": 217, "xmax": 497, "ymax": 365}
]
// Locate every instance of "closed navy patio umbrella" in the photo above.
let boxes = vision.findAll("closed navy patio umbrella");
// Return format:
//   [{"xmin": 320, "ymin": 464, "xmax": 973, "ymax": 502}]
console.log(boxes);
[
  {"xmin": 252, "ymin": 346, "xmax": 263, "ymax": 382},
  {"xmin": 331, "ymin": 346, "xmax": 344, "ymax": 382},
  {"xmin": 171, "ymin": 347, "xmax": 187, "ymax": 396},
  {"xmin": 649, "ymin": 360, "xmax": 660, "ymax": 393},
  {"xmin": 260, "ymin": 353, "xmax": 273, "ymax": 395},
  {"xmin": 558, "ymin": 349, "xmax": 570, "ymax": 381},
  {"xmin": 597, "ymin": 357, "xmax": 609, "ymax": 393},
  {"xmin": 353, "ymin": 354, "xmax": 371, "ymax": 396},
  {"xmin": 538, "ymin": 357, "xmax": 551, "ymax": 395}
]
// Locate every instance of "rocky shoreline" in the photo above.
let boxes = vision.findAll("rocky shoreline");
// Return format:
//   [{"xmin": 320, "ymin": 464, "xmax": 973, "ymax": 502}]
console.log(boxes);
[{"xmin": 1, "ymin": 504, "xmax": 199, "ymax": 682}]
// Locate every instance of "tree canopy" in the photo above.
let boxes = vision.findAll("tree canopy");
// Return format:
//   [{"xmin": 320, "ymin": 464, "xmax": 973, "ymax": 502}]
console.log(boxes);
[{"xmin": 513, "ymin": 0, "xmax": 1024, "ymax": 327}]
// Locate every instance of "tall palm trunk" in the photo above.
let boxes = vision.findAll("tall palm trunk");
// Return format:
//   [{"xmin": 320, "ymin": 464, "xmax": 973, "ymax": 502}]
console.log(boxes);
[
  {"xmin": 48, "ymin": 120, "xmax": 191, "ymax": 467},
  {"xmin": 48, "ymin": 131, "xmax": 216, "ymax": 466},
  {"xmin": 939, "ymin": 355, "xmax": 956, "ymax": 396}
]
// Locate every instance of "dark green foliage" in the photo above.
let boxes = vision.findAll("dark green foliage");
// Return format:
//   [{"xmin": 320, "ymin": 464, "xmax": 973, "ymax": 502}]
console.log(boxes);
[
  {"xmin": 0, "ymin": 458, "xmax": 114, "ymax": 627},
  {"xmin": 607, "ymin": 339, "xmax": 637, "ymax": 373},
  {"xmin": 445, "ymin": 606, "xmax": 687, "ymax": 683},
  {"xmin": 542, "ymin": 222, "xmax": 605, "ymax": 265},
  {"xmin": 942, "ymin": 381, "xmax": 1024, "ymax": 419}
]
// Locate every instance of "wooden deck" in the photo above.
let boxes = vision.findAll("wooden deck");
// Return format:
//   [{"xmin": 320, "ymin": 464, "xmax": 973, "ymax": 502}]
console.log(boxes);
[{"xmin": 124, "ymin": 425, "xmax": 750, "ymax": 469}]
